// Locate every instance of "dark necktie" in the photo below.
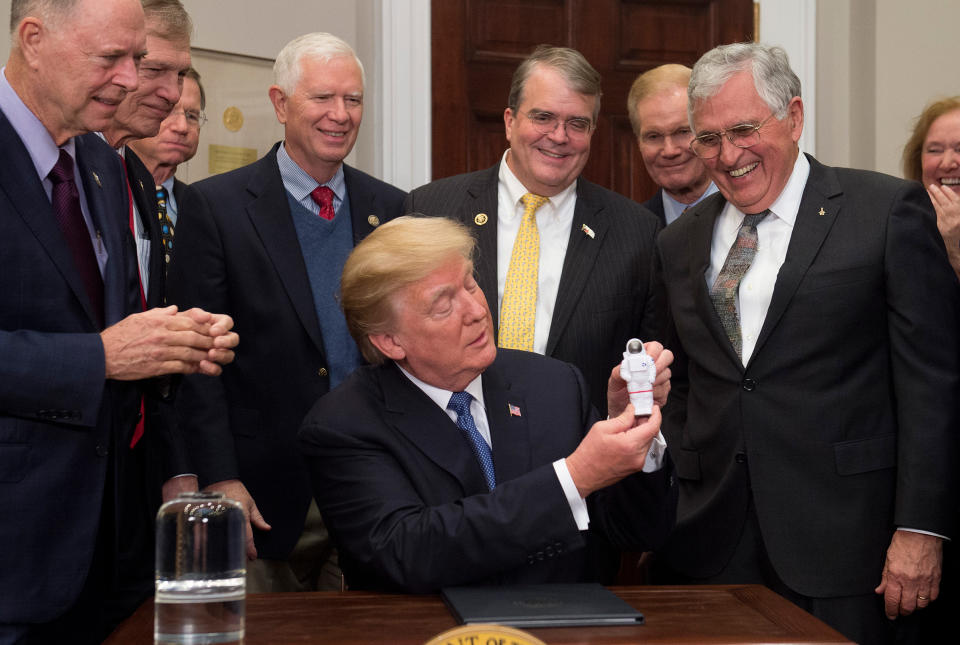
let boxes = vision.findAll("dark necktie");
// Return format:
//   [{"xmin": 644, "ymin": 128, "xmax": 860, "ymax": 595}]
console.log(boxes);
[
  {"xmin": 157, "ymin": 185, "xmax": 174, "ymax": 267},
  {"xmin": 709, "ymin": 210, "xmax": 770, "ymax": 357},
  {"xmin": 310, "ymin": 185, "xmax": 336, "ymax": 220},
  {"xmin": 49, "ymin": 149, "xmax": 104, "ymax": 328},
  {"xmin": 447, "ymin": 391, "xmax": 496, "ymax": 490}
]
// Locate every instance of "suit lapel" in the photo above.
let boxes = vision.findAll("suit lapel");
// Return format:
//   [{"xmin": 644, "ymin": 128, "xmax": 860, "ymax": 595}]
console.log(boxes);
[
  {"xmin": 343, "ymin": 163, "xmax": 380, "ymax": 242},
  {"xmin": 546, "ymin": 178, "xmax": 609, "ymax": 355},
  {"xmin": 380, "ymin": 364, "xmax": 490, "ymax": 493},
  {"xmin": 750, "ymin": 156, "xmax": 841, "ymax": 362},
  {"xmin": 463, "ymin": 167, "xmax": 500, "ymax": 335},
  {"xmin": 246, "ymin": 147, "xmax": 325, "ymax": 353},
  {"xmin": 482, "ymin": 363, "xmax": 532, "ymax": 483}
]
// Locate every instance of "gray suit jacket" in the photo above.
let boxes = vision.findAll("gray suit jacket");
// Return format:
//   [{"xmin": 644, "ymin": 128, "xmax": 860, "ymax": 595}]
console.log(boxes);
[{"xmin": 404, "ymin": 163, "xmax": 664, "ymax": 414}]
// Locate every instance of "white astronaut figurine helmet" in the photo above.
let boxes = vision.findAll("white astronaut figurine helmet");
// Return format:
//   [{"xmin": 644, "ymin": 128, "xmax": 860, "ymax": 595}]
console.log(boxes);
[{"xmin": 620, "ymin": 338, "xmax": 656, "ymax": 416}]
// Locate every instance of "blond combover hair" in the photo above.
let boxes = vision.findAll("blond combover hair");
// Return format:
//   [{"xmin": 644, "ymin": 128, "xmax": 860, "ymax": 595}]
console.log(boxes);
[
  {"xmin": 340, "ymin": 216, "xmax": 477, "ymax": 364},
  {"xmin": 626, "ymin": 64, "xmax": 692, "ymax": 138}
]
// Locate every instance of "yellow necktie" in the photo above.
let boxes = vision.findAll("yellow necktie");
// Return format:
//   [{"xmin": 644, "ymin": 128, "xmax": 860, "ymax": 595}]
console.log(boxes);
[{"xmin": 499, "ymin": 192, "xmax": 548, "ymax": 351}]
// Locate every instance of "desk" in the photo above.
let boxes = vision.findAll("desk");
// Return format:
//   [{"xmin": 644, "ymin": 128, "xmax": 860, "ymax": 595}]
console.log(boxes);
[{"xmin": 104, "ymin": 585, "xmax": 852, "ymax": 644}]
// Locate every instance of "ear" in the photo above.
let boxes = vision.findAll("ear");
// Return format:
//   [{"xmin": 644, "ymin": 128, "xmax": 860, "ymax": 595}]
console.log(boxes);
[
  {"xmin": 368, "ymin": 332, "xmax": 406, "ymax": 362},
  {"xmin": 787, "ymin": 96, "xmax": 804, "ymax": 143},
  {"xmin": 503, "ymin": 107, "xmax": 515, "ymax": 144},
  {"xmin": 17, "ymin": 17, "xmax": 45, "ymax": 69},
  {"xmin": 268, "ymin": 85, "xmax": 288, "ymax": 125}
]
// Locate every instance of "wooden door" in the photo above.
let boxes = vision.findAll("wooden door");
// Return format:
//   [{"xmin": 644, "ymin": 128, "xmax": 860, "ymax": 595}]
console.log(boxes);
[{"xmin": 431, "ymin": 0, "xmax": 754, "ymax": 202}]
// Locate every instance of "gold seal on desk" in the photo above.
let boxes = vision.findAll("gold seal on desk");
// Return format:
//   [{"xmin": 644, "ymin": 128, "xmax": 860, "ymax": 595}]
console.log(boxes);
[
  {"xmin": 222, "ymin": 106, "xmax": 244, "ymax": 132},
  {"xmin": 424, "ymin": 624, "xmax": 546, "ymax": 645}
]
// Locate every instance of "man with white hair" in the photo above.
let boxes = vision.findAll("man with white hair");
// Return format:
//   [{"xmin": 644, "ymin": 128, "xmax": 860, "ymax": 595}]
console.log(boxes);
[{"xmin": 168, "ymin": 32, "xmax": 405, "ymax": 592}]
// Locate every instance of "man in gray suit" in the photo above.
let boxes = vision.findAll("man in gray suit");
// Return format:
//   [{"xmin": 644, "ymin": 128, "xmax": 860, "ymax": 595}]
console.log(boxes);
[{"xmin": 405, "ymin": 45, "xmax": 663, "ymax": 415}]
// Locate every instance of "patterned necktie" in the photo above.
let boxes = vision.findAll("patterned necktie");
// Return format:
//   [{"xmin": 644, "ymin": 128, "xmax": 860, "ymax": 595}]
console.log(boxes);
[
  {"xmin": 48, "ymin": 149, "xmax": 104, "ymax": 328},
  {"xmin": 156, "ymin": 185, "xmax": 174, "ymax": 267},
  {"xmin": 709, "ymin": 210, "xmax": 770, "ymax": 357},
  {"xmin": 310, "ymin": 185, "xmax": 336, "ymax": 220},
  {"xmin": 499, "ymin": 192, "xmax": 548, "ymax": 351},
  {"xmin": 448, "ymin": 391, "xmax": 495, "ymax": 491}
]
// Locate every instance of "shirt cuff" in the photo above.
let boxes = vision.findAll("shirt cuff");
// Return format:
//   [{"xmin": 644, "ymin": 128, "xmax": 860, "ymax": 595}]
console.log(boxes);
[
  {"xmin": 642, "ymin": 431, "xmax": 667, "ymax": 473},
  {"xmin": 553, "ymin": 458, "xmax": 589, "ymax": 530},
  {"xmin": 897, "ymin": 527, "xmax": 949, "ymax": 541}
]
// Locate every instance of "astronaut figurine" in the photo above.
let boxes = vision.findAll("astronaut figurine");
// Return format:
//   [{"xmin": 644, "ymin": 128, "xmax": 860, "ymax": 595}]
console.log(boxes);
[{"xmin": 620, "ymin": 338, "xmax": 656, "ymax": 416}]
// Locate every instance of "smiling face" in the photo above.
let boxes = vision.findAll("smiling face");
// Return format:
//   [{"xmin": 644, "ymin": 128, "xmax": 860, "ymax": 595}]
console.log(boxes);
[
  {"xmin": 371, "ymin": 255, "xmax": 496, "ymax": 392},
  {"xmin": 921, "ymin": 109, "xmax": 960, "ymax": 196},
  {"xmin": 634, "ymin": 84, "xmax": 710, "ymax": 203},
  {"xmin": 269, "ymin": 55, "xmax": 363, "ymax": 183},
  {"xmin": 504, "ymin": 64, "xmax": 596, "ymax": 197},
  {"xmin": 691, "ymin": 69, "xmax": 803, "ymax": 214},
  {"xmin": 128, "ymin": 75, "xmax": 202, "ymax": 183}
]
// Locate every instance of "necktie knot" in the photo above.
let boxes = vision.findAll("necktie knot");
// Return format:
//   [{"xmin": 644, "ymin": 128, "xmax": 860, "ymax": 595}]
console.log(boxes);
[
  {"xmin": 310, "ymin": 185, "xmax": 336, "ymax": 220},
  {"xmin": 49, "ymin": 149, "xmax": 75, "ymax": 184},
  {"xmin": 520, "ymin": 192, "xmax": 548, "ymax": 217},
  {"xmin": 448, "ymin": 390, "xmax": 473, "ymax": 416},
  {"xmin": 742, "ymin": 209, "xmax": 770, "ymax": 229}
]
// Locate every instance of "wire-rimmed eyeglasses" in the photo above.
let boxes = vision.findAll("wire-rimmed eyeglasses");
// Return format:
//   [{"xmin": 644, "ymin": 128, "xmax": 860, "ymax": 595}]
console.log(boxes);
[{"xmin": 690, "ymin": 113, "xmax": 776, "ymax": 159}]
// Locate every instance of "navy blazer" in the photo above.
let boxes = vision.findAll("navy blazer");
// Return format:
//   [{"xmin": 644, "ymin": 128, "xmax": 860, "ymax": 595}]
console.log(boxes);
[
  {"xmin": 641, "ymin": 190, "xmax": 666, "ymax": 227},
  {"xmin": 299, "ymin": 349, "xmax": 676, "ymax": 592},
  {"xmin": 0, "ymin": 114, "xmax": 141, "ymax": 622},
  {"xmin": 404, "ymin": 164, "xmax": 664, "ymax": 415},
  {"xmin": 167, "ymin": 143, "xmax": 406, "ymax": 559},
  {"xmin": 657, "ymin": 154, "xmax": 960, "ymax": 597}
]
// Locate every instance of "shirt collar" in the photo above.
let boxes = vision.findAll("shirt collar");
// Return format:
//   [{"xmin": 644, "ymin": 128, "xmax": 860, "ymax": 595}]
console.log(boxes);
[
  {"xmin": 0, "ymin": 66, "xmax": 73, "ymax": 180},
  {"xmin": 276, "ymin": 141, "xmax": 346, "ymax": 202},
  {"xmin": 397, "ymin": 364, "xmax": 486, "ymax": 414},
  {"xmin": 662, "ymin": 182, "xmax": 719, "ymax": 223},
  {"xmin": 498, "ymin": 149, "xmax": 577, "ymax": 218}
]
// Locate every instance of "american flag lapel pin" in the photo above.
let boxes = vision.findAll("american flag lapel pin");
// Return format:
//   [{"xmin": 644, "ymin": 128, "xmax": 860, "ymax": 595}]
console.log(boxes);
[
  {"xmin": 508, "ymin": 403, "xmax": 522, "ymax": 417},
  {"xmin": 581, "ymin": 223, "xmax": 595, "ymax": 239}
]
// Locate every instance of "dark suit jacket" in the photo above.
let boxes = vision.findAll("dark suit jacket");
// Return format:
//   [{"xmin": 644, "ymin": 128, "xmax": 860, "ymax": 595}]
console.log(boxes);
[
  {"xmin": 298, "ymin": 349, "xmax": 676, "ymax": 592},
  {"xmin": 0, "ymin": 115, "xmax": 141, "ymax": 622},
  {"xmin": 404, "ymin": 164, "xmax": 664, "ymax": 415},
  {"xmin": 641, "ymin": 190, "xmax": 666, "ymax": 227},
  {"xmin": 167, "ymin": 142, "xmax": 406, "ymax": 559},
  {"xmin": 656, "ymin": 154, "xmax": 960, "ymax": 598}
]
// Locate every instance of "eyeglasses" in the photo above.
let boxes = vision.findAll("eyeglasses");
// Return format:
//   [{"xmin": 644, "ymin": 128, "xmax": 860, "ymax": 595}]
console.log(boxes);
[
  {"xmin": 168, "ymin": 109, "xmax": 208, "ymax": 130},
  {"xmin": 690, "ymin": 113, "xmax": 776, "ymax": 159},
  {"xmin": 522, "ymin": 110, "xmax": 594, "ymax": 139}
]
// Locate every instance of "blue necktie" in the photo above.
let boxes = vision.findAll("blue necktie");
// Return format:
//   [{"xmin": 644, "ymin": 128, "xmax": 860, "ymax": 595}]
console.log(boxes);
[{"xmin": 447, "ymin": 391, "xmax": 496, "ymax": 490}]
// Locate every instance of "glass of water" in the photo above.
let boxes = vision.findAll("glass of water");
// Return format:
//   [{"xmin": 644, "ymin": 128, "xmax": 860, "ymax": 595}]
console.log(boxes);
[{"xmin": 155, "ymin": 491, "xmax": 246, "ymax": 644}]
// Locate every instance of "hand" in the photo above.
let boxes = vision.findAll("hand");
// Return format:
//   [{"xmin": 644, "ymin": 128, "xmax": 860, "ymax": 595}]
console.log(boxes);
[
  {"xmin": 607, "ymin": 341, "xmax": 673, "ymax": 417},
  {"xmin": 927, "ymin": 183, "xmax": 960, "ymax": 280},
  {"xmin": 101, "ymin": 306, "xmax": 239, "ymax": 380},
  {"xmin": 566, "ymin": 404, "xmax": 662, "ymax": 498},
  {"xmin": 161, "ymin": 474, "xmax": 199, "ymax": 503},
  {"xmin": 874, "ymin": 531, "xmax": 943, "ymax": 619},
  {"xmin": 206, "ymin": 479, "xmax": 272, "ymax": 560}
]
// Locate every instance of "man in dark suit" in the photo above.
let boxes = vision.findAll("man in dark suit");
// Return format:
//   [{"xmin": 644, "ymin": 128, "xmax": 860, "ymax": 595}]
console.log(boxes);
[
  {"xmin": 168, "ymin": 32, "xmax": 406, "ymax": 593},
  {"xmin": 405, "ymin": 45, "xmax": 662, "ymax": 415},
  {"xmin": 0, "ymin": 1, "xmax": 237, "ymax": 642},
  {"xmin": 655, "ymin": 42, "xmax": 960, "ymax": 644},
  {"xmin": 627, "ymin": 64, "xmax": 716, "ymax": 226},
  {"xmin": 129, "ymin": 67, "xmax": 206, "ymax": 232},
  {"xmin": 299, "ymin": 216, "xmax": 676, "ymax": 592}
]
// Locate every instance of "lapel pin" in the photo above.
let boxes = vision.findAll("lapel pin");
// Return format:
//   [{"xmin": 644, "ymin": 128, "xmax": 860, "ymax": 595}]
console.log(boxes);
[
  {"xmin": 818, "ymin": 207, "xmax": 826, "ymax": 217},
  {"xmin": 91, "ymin": 171, "xmax": 101, "ymax": 188},
  {"xmin": 367, "ymin": 214, "xmax": 380, "ymax": 227},
  {"xmin": 474, "ymin": 212, "xmax": 488, "ymax": 226},
  {"xmin": 508, "ymin": 403, "xmax": 522, "ymax": 417},
  {"xmin": 581, "ymin": 223, "xmax": 595, "ymax": 239}
]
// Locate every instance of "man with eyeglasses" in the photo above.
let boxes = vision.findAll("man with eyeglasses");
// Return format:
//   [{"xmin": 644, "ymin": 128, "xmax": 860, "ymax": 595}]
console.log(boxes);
[
  {"xmin": 130, "ymin": 67, "xmax": 206, "ymax": 232},
  {"xmin": 406, "ymin": 45, "xmax": 666, "ymax": 417},
  {"xmin": 654, "ymin": 42, "xmax": 960, "ymax": 643},
  {"xmin": 627, "ymin": 64, "xmax": 716, "ymax": 226}
]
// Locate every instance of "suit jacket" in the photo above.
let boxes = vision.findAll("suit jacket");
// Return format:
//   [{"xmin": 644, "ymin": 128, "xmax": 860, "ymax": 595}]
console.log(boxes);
[
  {"xmin": 641, "ymin": 190, "xmax": 666, "ymax": 227},
  {"xmin": 404, "ymin": 164, "xmax": 664, "ymax": 414},
  {"xmin": 167, "ymin": 142, "xmax": 406, "ymax": 559},
  {"xmin": 0, "ymin": 114, "xmax": 141, "ymax": 622},
  {"xmin": 656, "ymin": 154, "xmax": 960, "ymax": 598},
  {"xmin": 298, "ymin": 349, "xmax": 676, "ymax": 592}
]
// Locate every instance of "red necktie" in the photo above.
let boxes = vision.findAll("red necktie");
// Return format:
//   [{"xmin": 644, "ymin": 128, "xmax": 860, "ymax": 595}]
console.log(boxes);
[
  {"xmin": 310, "ymin": 185, "xmax": 336, "ymax": 220},
  {"xmin": 48, "ymin": 149, "xmax": 104, "ymax": 328},
  {"xmin": 118, "ymin": 159, "xmax": 147, "ymax": 449}
]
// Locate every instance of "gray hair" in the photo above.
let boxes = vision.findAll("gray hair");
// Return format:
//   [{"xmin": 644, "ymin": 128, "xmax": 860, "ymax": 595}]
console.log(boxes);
[
  {"xmin": 142, "ymin": 0, "xmax": 192, "ymax": 44},
  {"xmin": 508, "ymin": 45, "xmax": 602, "ymax": 122},
  {"xmin": 688, "ymin": 42, "xmax": 801, "ymax": 123},
  {"xmin": 273, "ymin": 32, "xmax": 365, "ymax": 94},
  {"xmin": 10, "ymin": 0, "xmax": 78, "ymax": 34}
]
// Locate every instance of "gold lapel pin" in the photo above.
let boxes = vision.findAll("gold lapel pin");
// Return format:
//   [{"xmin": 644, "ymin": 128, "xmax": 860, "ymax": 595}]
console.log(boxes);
[
  {"xmin": 367, "ymin": 214, "xmax": 380, "ymax": 227},
  {"xmin": 581, "ymin": 223, "xmax": 595, "ymax": 239},
  {"xmin": 474, "ymin": 212, "xmax": 488, "ymax": 226},
  {"xmin": 818, "ymin": 207, "xmax": 826, "ymax": 216},
  {"xmin": 91, "ymin": 171, "xmax": 101, "ymax": 188}
]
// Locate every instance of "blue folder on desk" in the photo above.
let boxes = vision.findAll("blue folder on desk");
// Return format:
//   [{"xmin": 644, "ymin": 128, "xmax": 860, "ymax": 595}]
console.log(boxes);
[{"xmin": 441, "ymin": 583, "xmax": 645, "ymax": 628}]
